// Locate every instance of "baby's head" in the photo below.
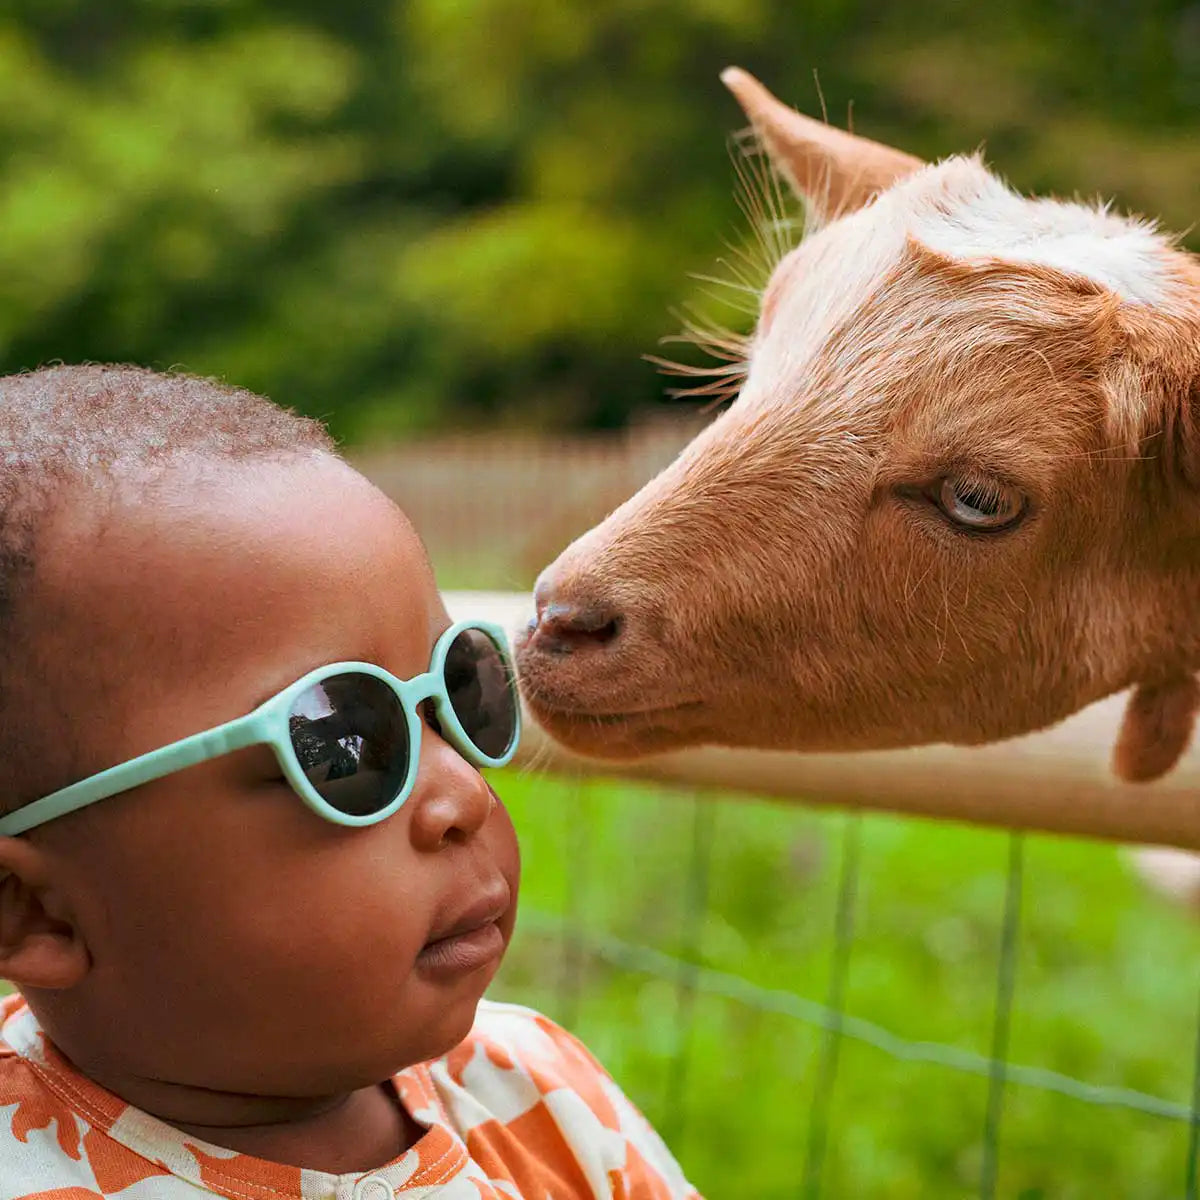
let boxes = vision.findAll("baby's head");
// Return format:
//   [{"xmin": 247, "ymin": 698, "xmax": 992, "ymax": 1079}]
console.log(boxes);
[{"xmin": 0, "ymin": 365, "xmax": 520, "ymax": 1105}]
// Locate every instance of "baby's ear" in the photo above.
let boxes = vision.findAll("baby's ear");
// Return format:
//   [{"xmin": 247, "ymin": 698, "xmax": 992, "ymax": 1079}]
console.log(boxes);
[
  {"xmin": 1112, "ymin": 676, "xmax": 1200, "ymax": 782},
  {"xmin": 0, "ymin": 837, "xmax": 90, "ymax": 990}
]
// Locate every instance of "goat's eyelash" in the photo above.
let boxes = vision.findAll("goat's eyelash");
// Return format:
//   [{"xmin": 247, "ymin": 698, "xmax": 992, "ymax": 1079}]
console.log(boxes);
[{"xmin": 645, "ymin": 132, "xmax": 803, "ymax": 412}]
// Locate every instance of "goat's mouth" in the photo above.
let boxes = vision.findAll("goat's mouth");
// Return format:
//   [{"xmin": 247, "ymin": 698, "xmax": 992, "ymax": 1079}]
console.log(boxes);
[
  {"xmin": 521, "ymin": 691, "xmax": 711, "ymax": 759},
  {"xmin": 526, "ymin": 695, "xmax": 706, "ymax": 722}
]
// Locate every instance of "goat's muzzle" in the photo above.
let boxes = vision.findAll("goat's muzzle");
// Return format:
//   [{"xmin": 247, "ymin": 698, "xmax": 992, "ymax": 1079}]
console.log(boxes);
[{"xmin": 514, "ymin": 546, "xmax": 716, "ymax": 759}]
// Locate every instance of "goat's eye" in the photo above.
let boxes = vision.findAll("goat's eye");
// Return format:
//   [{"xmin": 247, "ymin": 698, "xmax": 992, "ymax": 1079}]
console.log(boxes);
[{"xmin": 937, "ymin": 475, "xmax": 1025, "ymax": 531}]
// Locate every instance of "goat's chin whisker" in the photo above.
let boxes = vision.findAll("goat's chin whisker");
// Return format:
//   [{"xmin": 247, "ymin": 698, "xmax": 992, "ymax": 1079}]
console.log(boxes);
[{"xmin": 516, "ymin": 739, "xmax": 557, "ymax": 778}]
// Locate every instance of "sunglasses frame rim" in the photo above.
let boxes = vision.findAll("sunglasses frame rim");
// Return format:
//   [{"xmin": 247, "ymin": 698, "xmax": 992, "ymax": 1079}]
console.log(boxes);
[
  {"xmin": 0, "ymin": 619, "xmax": 520, "ymax": 837},
  {"xmin": 279, "ymin": 620, "xmax": 520, "ymax": 826}
]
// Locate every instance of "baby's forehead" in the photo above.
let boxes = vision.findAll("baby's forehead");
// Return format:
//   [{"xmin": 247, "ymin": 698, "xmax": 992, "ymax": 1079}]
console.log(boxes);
[{"xmin": 27, "ymin": 456, "xmax": 442, "ymax": 767}]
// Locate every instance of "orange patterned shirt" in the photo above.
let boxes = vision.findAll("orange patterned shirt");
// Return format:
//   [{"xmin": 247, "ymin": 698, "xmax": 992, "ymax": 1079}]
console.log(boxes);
[{"xmin": 0, "ymin": 993, "xmax": 699, "ymax": 1200}]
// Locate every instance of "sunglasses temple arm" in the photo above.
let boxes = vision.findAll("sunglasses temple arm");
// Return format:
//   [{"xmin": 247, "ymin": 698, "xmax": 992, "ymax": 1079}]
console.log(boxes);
[{"xmin": 0, "ymin": 717, "xmax": 266, "ymax": 837}]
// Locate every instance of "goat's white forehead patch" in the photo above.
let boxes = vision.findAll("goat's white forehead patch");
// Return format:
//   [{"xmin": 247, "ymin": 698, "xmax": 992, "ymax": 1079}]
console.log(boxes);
[
  {"xmin": 742, "ymin": 155, "xmax": 1174, "ymax": 411},
  {"xmin": 900, "ymin": 156, "xmax": 1170, "ymax": 305}
]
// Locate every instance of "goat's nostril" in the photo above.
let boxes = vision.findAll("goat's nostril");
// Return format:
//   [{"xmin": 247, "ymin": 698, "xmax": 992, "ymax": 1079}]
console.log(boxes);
[{"xmin": 533, "ymin": 602, "xmax": 623, "ymax": 655}]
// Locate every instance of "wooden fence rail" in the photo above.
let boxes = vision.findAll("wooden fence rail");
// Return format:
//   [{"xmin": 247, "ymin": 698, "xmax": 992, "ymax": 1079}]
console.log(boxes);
[{"xmin": 446, "ymin": 589, "xmax": 1200, "ymax": 852}]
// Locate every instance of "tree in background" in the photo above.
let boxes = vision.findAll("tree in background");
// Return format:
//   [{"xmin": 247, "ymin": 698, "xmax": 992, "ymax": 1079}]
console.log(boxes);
[{"xmin": 3, "ymin": 0, "xmax": 1197, "ymax": 440}]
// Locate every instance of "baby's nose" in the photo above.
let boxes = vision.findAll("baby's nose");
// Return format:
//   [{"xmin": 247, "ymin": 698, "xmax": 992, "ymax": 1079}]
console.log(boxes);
[{"xmin": 408, "ymin": 735, "xmax": 493, "ymax": 850}]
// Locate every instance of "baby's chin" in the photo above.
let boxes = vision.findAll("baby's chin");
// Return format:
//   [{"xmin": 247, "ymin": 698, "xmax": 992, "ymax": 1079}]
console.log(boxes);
[
  {"xmin": 302, "ymin": 989, "xmax": 494, "ymax": 1095},
  {"xmin": 425, "ymin": 992, "xmax": 489, "ymax": 1061}
]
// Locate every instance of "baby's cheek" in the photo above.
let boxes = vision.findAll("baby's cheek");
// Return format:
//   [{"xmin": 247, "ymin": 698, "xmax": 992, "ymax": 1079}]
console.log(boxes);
[{"xmin": 486, "ymin": 791, "xmax": 522, "ymax": 897}]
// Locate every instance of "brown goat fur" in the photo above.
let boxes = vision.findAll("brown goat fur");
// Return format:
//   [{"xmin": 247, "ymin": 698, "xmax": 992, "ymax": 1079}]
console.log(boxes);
[{"xmin": 518, "ymin": 68, "xmax": 1200, "ymax": 784}]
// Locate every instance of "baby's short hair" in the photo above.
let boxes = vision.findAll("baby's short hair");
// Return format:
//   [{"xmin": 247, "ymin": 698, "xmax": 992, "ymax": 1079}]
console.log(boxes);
[{"xmin": 0, "ymin": 363, "xmax": 336, "ymax": 815}]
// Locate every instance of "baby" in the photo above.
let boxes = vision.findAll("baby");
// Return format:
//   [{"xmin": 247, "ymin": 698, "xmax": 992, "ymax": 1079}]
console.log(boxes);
[{"xmin": 0, "ymin": 365, "xmax": 697, "ymax": 1199}]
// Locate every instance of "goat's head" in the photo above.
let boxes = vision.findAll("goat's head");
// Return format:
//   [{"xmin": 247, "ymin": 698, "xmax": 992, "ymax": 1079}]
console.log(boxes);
[{"xmin": 517, "ymin": 68, "xmax": 1200, "ymax": 781}]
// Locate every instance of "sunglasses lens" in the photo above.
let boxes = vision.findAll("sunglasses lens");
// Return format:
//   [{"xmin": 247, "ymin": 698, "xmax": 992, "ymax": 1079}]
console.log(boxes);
[
  {"xmin": 443, "ymin": 627, "xmax": 518, "ymax": 760},
  {"xmin": 288, "ymin": 674, "xmax": 410, "ymax": 817}
]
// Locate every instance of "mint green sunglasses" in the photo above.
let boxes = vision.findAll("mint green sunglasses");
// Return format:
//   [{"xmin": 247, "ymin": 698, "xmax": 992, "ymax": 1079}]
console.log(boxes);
[{"xmin": 0, "ymin": 620, "xmax": 520, "ymax": 837}]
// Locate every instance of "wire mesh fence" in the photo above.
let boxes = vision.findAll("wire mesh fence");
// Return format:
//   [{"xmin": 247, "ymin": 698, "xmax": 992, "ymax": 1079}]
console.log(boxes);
[{"xmin": 492, "ymin": 777, "xmax": 1200, "ymax": 1198}]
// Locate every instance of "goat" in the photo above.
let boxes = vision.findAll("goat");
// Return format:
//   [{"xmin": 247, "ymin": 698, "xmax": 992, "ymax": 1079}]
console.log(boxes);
[{"xmin": 517, "ymin": 67, "xmax": 1200, "ymax": 797}]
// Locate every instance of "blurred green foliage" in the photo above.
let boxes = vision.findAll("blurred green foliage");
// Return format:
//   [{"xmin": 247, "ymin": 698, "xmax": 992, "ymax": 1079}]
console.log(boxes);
[{"xmin": 2, "ymin": 1, "xmax": 1198, "ymax": 440}]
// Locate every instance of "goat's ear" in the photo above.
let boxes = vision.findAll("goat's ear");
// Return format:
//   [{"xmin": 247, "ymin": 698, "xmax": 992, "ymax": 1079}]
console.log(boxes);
[
  {"xmin": 721, "ymin": 67, "xmax": 924, "ymax": 222},
  {"xmin": 1104, "ymin": 282, "xmax": 1200, "ymax": 780},
  {"xmin": 1160, "ymin": 352, "xmax": 1200, "ymax": 490},
  {"xmin": 1112, "ymin": 301, "xmax": 1200, "ymax": 491},
  {"xmin": 1112, "ymin": 676, "xmax": 1200, "ymax": 782}
]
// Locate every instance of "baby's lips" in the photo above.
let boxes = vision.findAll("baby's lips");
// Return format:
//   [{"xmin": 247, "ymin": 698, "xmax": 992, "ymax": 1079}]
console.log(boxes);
[{"xmin": 425, "ymin": 878, "xmax": 511, "ymax": 947}]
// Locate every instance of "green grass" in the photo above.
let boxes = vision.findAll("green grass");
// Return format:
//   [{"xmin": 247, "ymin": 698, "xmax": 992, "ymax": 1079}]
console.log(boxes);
[{"xmin": 490, "ymin": 769, "xmax": 1200, "ymax": 1199}]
